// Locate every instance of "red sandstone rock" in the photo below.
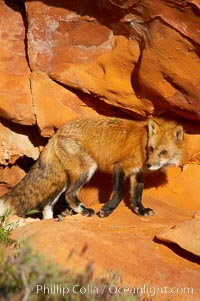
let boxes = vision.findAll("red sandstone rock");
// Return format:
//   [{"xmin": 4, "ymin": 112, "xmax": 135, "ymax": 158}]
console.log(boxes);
[
  {"xmin": 55, "ymin": 36, "xmax": 152, "ymax": 116},
  {"xmin": 189, "ymin": 0, "xmax": 200, "ymax": 9},
  {"xmin": 24, "ymin": 0, "xmax": 200, "ymax": 121},
  {"xmin": 25, "ymin": 0, "xmax": 153, "ymax": 117},
  {"xmin": 0, "ymin": 165, "xmax": 25, "ymax": 189},
  {"xmin": 0, "ymin": 0, "xmax": 35, "ymax": 125},
  {"xmin": 156, "ymin": 218, "xmax": 200, "ymax": 257},
  {"xmin": 31, "ymin": 71, "xmax": 99, "ymax": 137},
  {"xmin": 26, "ymin": 0, "xmax": 113, "ymax": 72},
  {"xmin": 12, "ymin": 199, "xmax": 200, "ymax": 301},
  {"xmin": 144, "ymin": 164, "xmax": 200, "ymax": 212},
  {"xmin": 0, "ymin": 122, "xmax": 39, "ymax": 165},
  {"xmin": 140, "ymin": 0, "xmax": 200, "ymax": 44},
  {"xmin": 0, "ymin": 165, "xmax": 26, "ymax": 197},
  {"xmin": 108, "ymin": 0, "xmax": 139, "ymax": 9},
  {"xmin": 138, "ymin": 20, "xmax": 200, "ymax": 120},
  {"xmin": 184, "ymin": 132, "xmax": 200, "ymax": 164}
]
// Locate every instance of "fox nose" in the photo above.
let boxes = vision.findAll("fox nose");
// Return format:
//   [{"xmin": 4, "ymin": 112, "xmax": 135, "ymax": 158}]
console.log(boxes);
[{"xmin": 146, "ymin": 163, "xmax": 152, "ymax": 169}]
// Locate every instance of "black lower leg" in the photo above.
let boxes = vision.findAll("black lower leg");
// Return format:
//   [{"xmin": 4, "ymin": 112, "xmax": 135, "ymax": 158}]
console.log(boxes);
[
  {"xmin": 65, "ymin": 173, "xmax": 95, "ymax": 217},
  {"xmin": 131, "ymin": 173, "xmax": 154, "ymax": 216},
  {"xmin": 99, "ymin": 164, "xmax": 125, "ymax": 218},
  {"xmin": 66, "ymin": 193, "xmax": 95, "ymax": 216}
]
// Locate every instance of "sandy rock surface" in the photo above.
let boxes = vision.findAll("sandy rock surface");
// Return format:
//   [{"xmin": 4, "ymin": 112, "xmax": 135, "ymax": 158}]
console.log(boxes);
[{"xmin": 11, "ymin": 164, "xmax": 200, "ymax": 300}]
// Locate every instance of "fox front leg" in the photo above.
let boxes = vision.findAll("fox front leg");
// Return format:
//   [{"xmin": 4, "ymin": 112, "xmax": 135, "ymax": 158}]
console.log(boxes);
[
  {"xmin": 99, "ymin": 164, "xmax": 125, "ymax": 217},
  {"xmin": 130, "ymin": 173, "xmax": 155, "ymax": 216}
]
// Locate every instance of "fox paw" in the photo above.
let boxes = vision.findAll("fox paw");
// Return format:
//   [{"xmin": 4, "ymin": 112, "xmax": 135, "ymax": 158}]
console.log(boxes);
[
  {"xmin": 81, "ymin": 208, "xmax": 95, "ymax": 217},
  {"xmin": 134, "ymin": 207, "xmax": 155, "ymax": 217},
  {"xmin": 99, "ymin": 207, "xmax": 113, "ymax": 218}
]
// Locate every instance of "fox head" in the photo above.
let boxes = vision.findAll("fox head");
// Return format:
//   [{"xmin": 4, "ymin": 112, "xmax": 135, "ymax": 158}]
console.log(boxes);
[{"xmin": 146, "ymin": 118, "xmax": 184, "ymax": 171}]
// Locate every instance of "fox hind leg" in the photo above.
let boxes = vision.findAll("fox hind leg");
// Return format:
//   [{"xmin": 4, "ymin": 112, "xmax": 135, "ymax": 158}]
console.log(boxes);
[
  {"xmin": 43, "ymin": 183, "xmax": 69, "ymax": 219},
  {"xmin": 65, "ymin": 163, "xmax": 97, "ymax": 217}
]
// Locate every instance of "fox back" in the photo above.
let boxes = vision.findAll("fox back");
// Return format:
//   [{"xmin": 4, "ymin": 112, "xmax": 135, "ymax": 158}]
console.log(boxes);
[{"xmin": 58, "ymin": 117, "xmax": 148, "ymax": 174}]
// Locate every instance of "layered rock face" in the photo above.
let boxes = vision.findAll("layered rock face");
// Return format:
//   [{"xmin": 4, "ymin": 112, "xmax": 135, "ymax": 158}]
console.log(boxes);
[
  {"xmin": 1, "ymin": 0, "xmax": 200, "ymax": 297},
  {"xmin": 1, "ymin": 0, "xmax": 200, "ymax": 159}
]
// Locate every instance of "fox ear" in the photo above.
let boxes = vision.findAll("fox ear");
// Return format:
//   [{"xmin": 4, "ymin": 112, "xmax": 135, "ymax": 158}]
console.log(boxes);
[
  {"xmin": 174, "ymin": 126, "xmax": 184, "ymax": 141},
  {"xmin": 148, "ymin": 119, "xmax": 160, "ymax": 137}
]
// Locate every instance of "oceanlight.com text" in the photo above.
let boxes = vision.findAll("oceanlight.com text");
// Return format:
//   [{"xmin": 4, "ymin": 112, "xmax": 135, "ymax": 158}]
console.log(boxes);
[{"xmin": 34, "ymin": 283, "xmax": 194, "ymax": 297}]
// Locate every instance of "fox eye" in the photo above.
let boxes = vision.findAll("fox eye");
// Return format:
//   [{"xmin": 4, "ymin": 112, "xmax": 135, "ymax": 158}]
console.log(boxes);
[
  {"xmin": 159, "ymin": 150, "xmax": 168, "ymax": 156},
  {"xmin": 149, "ymin": 146, "xmax": 154, "ymax": 153}
]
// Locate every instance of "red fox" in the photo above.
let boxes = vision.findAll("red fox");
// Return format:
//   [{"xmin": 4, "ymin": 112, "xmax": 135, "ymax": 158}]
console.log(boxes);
[{"xmin": 0, "ymin": 117, "xmax": 185, "ymax": 219}]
